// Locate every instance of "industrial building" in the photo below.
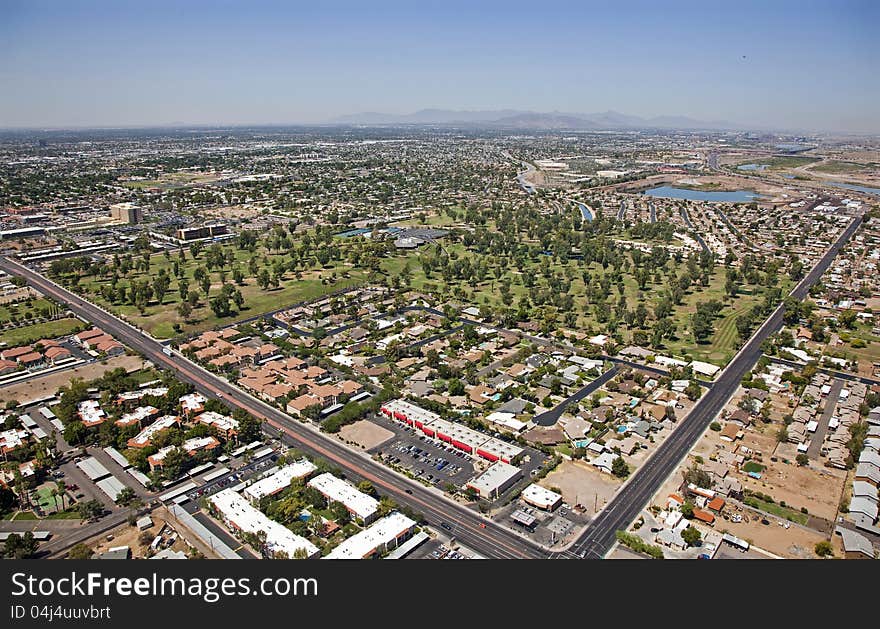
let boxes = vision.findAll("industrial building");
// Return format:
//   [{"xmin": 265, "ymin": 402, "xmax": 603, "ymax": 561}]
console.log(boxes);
[{"xmin": 466, "ymin": 461, "xmax": 522, "ymax": 499}]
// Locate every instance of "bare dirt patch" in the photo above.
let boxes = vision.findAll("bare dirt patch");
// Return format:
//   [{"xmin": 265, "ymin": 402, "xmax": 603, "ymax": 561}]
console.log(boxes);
[
  {"xmin": 0, "ymin": 354, "xmax": 147, "ymax": 404},
  {"xmin": 540, "ymin": 460, "xmax": 620, "ymax": 517},
  {"xmin": 340, "ymin": 419, "xmax": 395, "ymax": 451}
]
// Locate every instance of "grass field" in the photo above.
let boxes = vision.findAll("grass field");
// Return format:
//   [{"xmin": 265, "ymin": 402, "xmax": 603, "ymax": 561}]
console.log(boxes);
[
  {"xmin": 0, "ymin": 318, "xmax": 86, "ymax": 346},
  {"xmin": 755, "ymin": 156, "xmax": 819, "ymax": 169},
  {"xmin": 809, "ymin": 160, "xmax": 871, "ymax": 174},
  {"xmin": 67, "ymin": 244, "xmax": 374, "ymax": 338},
  {"xmin": 743, "ymin": 496, "xmax": 809, "ymax": 526}
]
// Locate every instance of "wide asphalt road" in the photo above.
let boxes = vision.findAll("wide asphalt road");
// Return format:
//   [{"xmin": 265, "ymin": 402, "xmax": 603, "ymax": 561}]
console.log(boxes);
[
  {"xmin": 0, "ymin": 257, "xmax": 547, "ymax": 560},
  {"xmin": 562, "ymin": 214, "xmax": 863, "ymax": 558}
]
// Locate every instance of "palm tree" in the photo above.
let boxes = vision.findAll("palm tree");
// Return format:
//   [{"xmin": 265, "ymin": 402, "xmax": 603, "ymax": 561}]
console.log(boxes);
[
  {"xmin": 51, "ymin": 487, "xmax": 61, "ymax": 513},
  {"xmin": 56, "ymin": 481, "xmax": 67, "ymax": 511}
]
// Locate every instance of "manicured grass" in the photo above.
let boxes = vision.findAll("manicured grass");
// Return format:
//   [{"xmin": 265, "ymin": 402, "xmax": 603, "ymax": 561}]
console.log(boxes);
[
  {"xmin": 743, "ymin": 496, "xmax": 809, "ymax": 525},
  {"xmin": 0, "ymin": 317, "xmax": 86, "ymax": 346},
  {"xmin": 66, "ymin": 244, "xmax": 373, "ymax": 338},
  {"xmin": 742, "ymin": 461, "xmax": 766, "ymax": 474},
  {"xmin": 45, "ymin": 508, "xmax": 82, "ymax": 520},
  {"xmin": 9, "ymin": 510, "xmax": 38, "ymax": 521}
]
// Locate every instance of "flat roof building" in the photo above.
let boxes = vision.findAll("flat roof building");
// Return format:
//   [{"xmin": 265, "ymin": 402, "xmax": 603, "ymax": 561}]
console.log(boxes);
[
  {"xmin": 243, "ymin": 459, "xmax": 318, "ymax": 504},
  {"xmin": 325, "ymin": 512, "xmax": 416, "ymax": 559},
  {"xmin": 209, "ymin": 488, "xmax": 319, "ymax": 559},
  {"xmin": 467, "ymin": 461, "xmax": 522, "ymax": 500},
  {"xmin": 521, "ymin": 484, "xmax": 563, "ymax": 511},
  {"xmin": 308, "ymin": 473, "xmax": 379, "ymax": 523}
]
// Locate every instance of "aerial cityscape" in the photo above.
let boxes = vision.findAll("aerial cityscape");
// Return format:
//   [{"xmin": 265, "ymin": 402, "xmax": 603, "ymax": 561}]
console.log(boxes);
[{"xmin": 0, "ymin": 1, "xmax": 878, "ymax": 563}]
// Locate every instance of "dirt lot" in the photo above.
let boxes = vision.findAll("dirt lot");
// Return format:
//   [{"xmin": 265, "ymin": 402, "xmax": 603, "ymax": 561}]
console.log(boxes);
[
  {"xmin": 0, "ymin": 354, "xmax": 146, "ymax": 404},
  {"xmin": 89, "ymin": 508, "xmax": 194, "ymax": 559},
  {"xmin": 540, "ymin": 460, "xmax": 621, "ymax": 517},
  {"xmin": 339, "ymin": 419, "xmax": 395, "ymax": 450},
  {"xmin": 715, "ymin": 517, "xmax": 826, "ymax": 559}
]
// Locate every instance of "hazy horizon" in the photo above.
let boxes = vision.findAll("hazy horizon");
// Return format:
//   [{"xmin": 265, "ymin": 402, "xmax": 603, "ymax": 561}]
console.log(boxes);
[{"xmin": 1, "ymin": 0, "xmax": 878, "ymax": 133}]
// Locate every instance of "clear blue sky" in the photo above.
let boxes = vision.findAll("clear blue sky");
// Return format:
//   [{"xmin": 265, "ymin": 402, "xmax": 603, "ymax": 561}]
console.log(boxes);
[{"xmin": 1, "ymin": 0, "xmax": 877, "ymax": 131}]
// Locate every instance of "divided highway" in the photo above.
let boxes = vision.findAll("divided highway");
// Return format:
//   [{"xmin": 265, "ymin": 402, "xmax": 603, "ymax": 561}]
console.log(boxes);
[
  {"xmin": 2, "ymin": 212, "xmax": 861, "ymax": 559},
  {"xmin": 0, "ymin": 257, "xmax": 546, "ymax": 560},
  {"xmin": 564, "ymin": 214, "xmax": 863, "ymax": 558}
]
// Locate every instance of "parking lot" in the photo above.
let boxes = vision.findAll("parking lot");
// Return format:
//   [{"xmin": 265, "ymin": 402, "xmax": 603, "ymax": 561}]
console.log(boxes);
[
  {"xmin": 491, "ymin": 499, "xmax": 589, "ymax": 548},
  {"xmin": 374, "ymin": 431, "xmax": 476, "ymax": 490},
  {"xmin": 370, "ymin": 412, "xmax": 549, "ymax": 498}
]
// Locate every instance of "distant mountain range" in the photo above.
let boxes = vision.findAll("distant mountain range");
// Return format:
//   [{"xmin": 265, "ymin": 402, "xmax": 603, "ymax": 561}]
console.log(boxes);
[{"xmin": 329, "ymin": 109, "xmax": 748, "ymax": 131}]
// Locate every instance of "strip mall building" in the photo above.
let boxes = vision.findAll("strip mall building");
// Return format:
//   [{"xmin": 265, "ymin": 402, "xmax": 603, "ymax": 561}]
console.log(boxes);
[{"xmin": 380, "ymin": 399, "xmax": 524, "ymax": 464}]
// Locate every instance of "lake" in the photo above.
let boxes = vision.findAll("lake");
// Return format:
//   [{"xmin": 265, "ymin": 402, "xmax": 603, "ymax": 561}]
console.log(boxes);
[
  {"xmin": 643, "ymin": 186, "xmax": 761, "ymax": 203},
  {"xmin": 578, "ymin": 203, "xmax": 594, "ymax": 221},
  {"xmin": 824, "ymin": 182, "xmax": 880, "ymax": 197}
]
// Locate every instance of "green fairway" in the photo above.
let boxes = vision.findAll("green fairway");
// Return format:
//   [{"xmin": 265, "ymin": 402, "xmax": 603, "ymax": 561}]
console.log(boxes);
[{"xmin": 0, "ymin": 318, "xmax": 86, "ymax": 346}]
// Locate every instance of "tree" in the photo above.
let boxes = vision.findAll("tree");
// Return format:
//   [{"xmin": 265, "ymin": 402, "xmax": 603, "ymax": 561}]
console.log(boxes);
[
  {"xmin": 357, "ymin": 480, "xmax": 375, "ymax": 496},
  {"xmin": 680, "ymin": 501, "xmax": 695, "ymax": 519},
  {"xmin": 3, "ymin": 531, "xmax": 38, "ymax": 559},
  {"xmin": 776, "ymin": 426, "xmax": 789, "ymax": 443},
  {"xmin": 67, "ymin": 543, "xmax": 93, "ymax": 560},
  {"xmin": 0, "ymin": 486, "xmax": 15, "ymax": 515},
  {"xmin": 814, "ymin": 540, "xmax": 833, "ymax": 557},
  {"xmin": 683, "ymin": 463, "xmax": 712, "ymax": 489},
  {"xmin": 681, "ymin": 526, "xmax": 701, "ymax": 547},
  {"xmin": 611, "ymin": 456, "xmax": 629, "ymax": 478},
  {"xmin": 177, "ymin": 300, "xmax": 193, "ymax": 321},
  {"xmin": 77, "ymin": 499, "xmax": 104, "ymax": 522},
  {"xmin": 116, "ymin": 487, "xmax": 136, "ymax": 506},
  {"xmin": 796, "ymin": 453, "xmax": 809, "ymax": 466},
  {"xmin": 329, "ymin": 500, "xmax": 350, "ymax": 524}
]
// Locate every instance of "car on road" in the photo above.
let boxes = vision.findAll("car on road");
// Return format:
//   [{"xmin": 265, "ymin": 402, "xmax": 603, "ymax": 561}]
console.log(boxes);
[{"xmin": 440, "ymin": 522, "xmax": 453, "ymax": 531}]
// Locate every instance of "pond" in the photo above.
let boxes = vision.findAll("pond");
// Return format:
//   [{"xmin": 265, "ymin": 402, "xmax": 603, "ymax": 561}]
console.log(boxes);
[{"xmin": 643, "ymin": 186, "xmax": 761, "ymax": 203}]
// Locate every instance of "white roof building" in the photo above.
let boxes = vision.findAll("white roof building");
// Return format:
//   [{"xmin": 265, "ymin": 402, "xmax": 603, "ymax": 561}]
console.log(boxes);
[
  {"xmin": 117, "ymin": 405, "xmax": 159, "ymax": 426},
  {"xmin": 325, "ymin": 512, "xmax": 416, "ymax": 559},
  {"xmin": 195, "ymin": 411, "xmax": 239, "ymax": 434},
  {"xmin": 308, "ymin": 473, "xmax": 379, "ymax": 523},
  {"xmin": 179, "ymin": 392, "xmax": 207, "ymax": 414},
  {"xmin": 485, "ymin": 411, "xmax": 529, "ymax": 433},
  {"xmin": 521, "ymin": 484, "xmax": 563, "ymax": 511},
  {"xmin": 209, "ymin": 488, "xmax": 319, "ymax": 559},
  {"xmin": 243, "ymin": 459, "xmax": 318, "ymax": 503},
  {"xmin": 127, "ymin": 415, "xmax": 179, "ymax": 447},
  {"xmin": 689, "ymin": 361, "xmax": 720, "ymax": 377},
  {"xmin": 466, "ymin": 461, "xmax": 522, "ymax": 499},
  {"xmin": 117, "ymin": 387, "xmax": 168, "ymax": 403},
  {"xmin": 77, "ymin": 399, "xmax": 105, "ymax": 425}
]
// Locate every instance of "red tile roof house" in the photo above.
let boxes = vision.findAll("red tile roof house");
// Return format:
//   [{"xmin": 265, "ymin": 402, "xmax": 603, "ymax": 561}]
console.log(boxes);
[
  {"xmin": 0, "ymin": 359, "xmax": 17, "ymax": 375},
  {"xmin": 43, "ymin": 346, "xmax": 72, "ymax": 364},
  {"xmin": 0, "ymin": 345, "xmax": 34, "ymax": 361},
  {"xmin": 16, "ymin": 352, "xmax": 44, "ymax": 368},
  {"xmin": 95, "ymin": 340, "xmax": 124, "ymax": 356},
  {"xmin": 73, "ymin": 328, "xmax": 106, "ymax": 345},
  {"xmin": 287, "ymin": 394, "xmax": 324, "ymax": 417}
]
